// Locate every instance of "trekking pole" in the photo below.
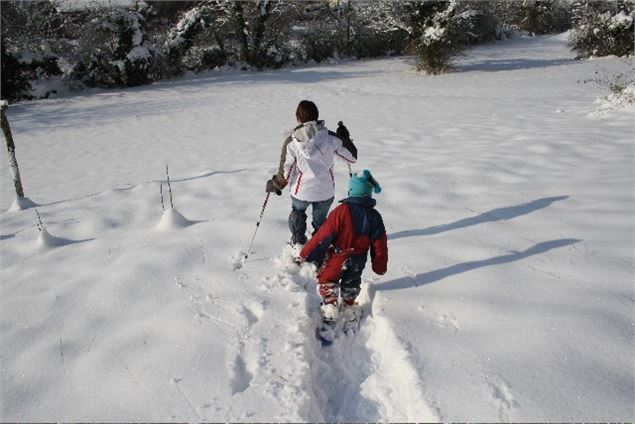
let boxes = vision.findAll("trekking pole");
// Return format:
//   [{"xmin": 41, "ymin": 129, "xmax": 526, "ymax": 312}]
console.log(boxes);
[{"xmin": 244, "ymin": 192, "xmax": 271, "ymax": 261}]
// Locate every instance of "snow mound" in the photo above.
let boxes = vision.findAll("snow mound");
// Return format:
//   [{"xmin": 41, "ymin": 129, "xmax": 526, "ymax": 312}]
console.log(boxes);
[
  {"xmin": 35, "ymin": 227, "xmax": 73, "ymax": 251},
  {"xmin": 154, "ymin": 208, "xmax": 193, "ymax": 230},
  {"xmin": 7, "ymin": 196, "xmax": 38, "ymax": 212}
]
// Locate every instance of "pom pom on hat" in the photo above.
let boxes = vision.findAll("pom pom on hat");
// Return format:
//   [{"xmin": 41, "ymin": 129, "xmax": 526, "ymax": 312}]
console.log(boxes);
[{"xmin": 348, "ymin": 169, "xmax": 381, "ymax": 197}]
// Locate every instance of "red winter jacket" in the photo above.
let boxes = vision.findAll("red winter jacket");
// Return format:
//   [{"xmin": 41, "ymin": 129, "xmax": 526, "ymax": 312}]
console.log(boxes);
[{"xmin": 300, "ymin": 196, "xmax": 388, "ymax": 284}]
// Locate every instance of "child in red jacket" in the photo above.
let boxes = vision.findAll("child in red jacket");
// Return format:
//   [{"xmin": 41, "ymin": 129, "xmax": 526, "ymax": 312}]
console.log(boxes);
[{"xmin": 298, "ymin": 169, "xmax": 388, "ymax": 331}]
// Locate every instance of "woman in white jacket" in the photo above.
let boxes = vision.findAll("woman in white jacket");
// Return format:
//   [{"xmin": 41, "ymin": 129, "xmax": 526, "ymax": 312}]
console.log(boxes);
[{"xmin": 267, "ymin": 100, "xmax": 357, "ymax": 245}]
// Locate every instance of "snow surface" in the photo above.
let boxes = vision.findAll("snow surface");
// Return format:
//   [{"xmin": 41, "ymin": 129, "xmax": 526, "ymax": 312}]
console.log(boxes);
[{"xmin": 1, "ymin": 35, "xmax": 633, "ymax": 422}]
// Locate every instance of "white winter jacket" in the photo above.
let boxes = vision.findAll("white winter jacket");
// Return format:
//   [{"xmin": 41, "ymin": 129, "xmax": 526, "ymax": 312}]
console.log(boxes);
[{"xmin": 283, "ymin": 121, "xmax": 356, "ymax": 202}]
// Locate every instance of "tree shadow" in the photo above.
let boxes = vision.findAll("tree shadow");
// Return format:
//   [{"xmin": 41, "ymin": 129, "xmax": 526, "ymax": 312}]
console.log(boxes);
[
  {"xmin": 371, "ymin": 238, "xmax": 581, "ymax": 294},
  {"xmin": 7, "ymin": 67, "xmax": 381, "ymax": 131},
  {"xmin": 156, "ymin": 169, "xmax": 247, "ymax": 184},
  {"xmin": 388, "ymin": 196, "xmax": 568, "ymax": 241},
  {"xmin": 457, "ymin": 58, "xmax": 577, "ymax": 73},
  {"xmin": 37, "ymin": 169, "xmax": 246, "ymax": 208}
]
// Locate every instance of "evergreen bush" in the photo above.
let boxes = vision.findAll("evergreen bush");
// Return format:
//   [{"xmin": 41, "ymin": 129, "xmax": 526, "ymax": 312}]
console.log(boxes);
[
  {"xmin": 416, "ymin": 1, "xmax": 477, "ymax": 74},
  {"xmin": 569, "ymin": 1, "xmax": 634, "ymax": 58}
]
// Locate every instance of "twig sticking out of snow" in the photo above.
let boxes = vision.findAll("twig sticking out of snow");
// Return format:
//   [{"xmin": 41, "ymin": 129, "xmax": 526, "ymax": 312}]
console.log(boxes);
[
  {"xmin": 160, "ymin": 183, "xmax": 165, "ymax": 211},
  {"xmin": 35, "ymin": 208, "xmax": 44, "ymax": 232},
  {"xmin": 166, "ymin": 164, "xmax": 174, "ymax": 209}
]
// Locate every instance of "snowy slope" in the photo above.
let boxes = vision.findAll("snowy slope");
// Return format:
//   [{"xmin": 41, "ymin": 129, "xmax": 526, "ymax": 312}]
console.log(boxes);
[{"xmin": 1, "ymin": 34, "xmax": 633, "ymax": 422}]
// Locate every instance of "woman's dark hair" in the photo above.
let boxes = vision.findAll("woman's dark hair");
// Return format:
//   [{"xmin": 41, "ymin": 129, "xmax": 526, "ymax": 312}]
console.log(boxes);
[{"xmin": 295, "ymin": 100, "xmax": 319, "ymax": 123}]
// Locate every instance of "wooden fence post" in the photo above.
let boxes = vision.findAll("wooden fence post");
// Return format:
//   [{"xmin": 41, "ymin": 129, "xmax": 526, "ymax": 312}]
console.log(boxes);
[{"xmin": 1, "ymin": 102, "xmax": 25, "ymax": 198}]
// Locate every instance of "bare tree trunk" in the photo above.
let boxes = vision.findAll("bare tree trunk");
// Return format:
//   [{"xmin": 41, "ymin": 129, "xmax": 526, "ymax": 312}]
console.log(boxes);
[
  {"xmin": 233, "ymin": 2, "xmax": 251, "ymax": 64},
  {"xmin": 252, "ymin": 0, "xmax": 272, "ymax": 63},
  {"xmin": 1, "ymin": 104, "xmax": 25, "ymax": 198},
  {"xmin": 347, "ymin": 0, "xmax": 353, "ymax": 56}
]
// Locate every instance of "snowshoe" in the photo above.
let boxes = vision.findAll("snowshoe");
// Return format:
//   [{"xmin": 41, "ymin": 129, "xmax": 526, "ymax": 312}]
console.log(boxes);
[
  {"xmin": 316, "ymin": 303, "xmax": 339, "ymax": 346},
  {"xmin": 316, "ymin": 319, "xmax": 337, "ymax": 346},
  {"xmin": 341, "ymin": 303, "xmax": 363, "ymax": 335}
]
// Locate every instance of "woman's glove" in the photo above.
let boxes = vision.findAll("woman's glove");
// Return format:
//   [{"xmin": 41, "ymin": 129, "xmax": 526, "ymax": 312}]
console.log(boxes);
[{"xmin": 265, "ymin": 175, "xmax": 283, "ymax": 195}]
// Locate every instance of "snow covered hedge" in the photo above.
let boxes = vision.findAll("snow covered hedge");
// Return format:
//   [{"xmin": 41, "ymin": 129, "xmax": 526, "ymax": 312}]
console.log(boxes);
[
  {"xmin": 72, "ymin": 3, "xmax": 154, "ymax": 88},
  {"xmin": 1, "ymin": 43, "xmax": 63, "ymax": 100},
  {"xmin": 2, "ymin": 0, "xmax": 611, "ymax": 100},
  {"xmin": 0, "ymin": 1, "xmax": 66, "ymax": 100},
  {"xmin": 569, "ymin": 0, "xmax": 635, "ymax": 58}
]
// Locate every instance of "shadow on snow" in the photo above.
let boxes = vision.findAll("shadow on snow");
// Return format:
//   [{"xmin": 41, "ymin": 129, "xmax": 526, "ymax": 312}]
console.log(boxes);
[
  {"xmin": 372, "ymin": 238, "xmax": 581, "ymax": 293},
  {"xmin": 388, "ymin": 196, "xmax": 569, "ymax": 241},
  {"xmin": 156, "ymin": 169, "xmax": 247, "ymax": 184},
  {"xmin": 34, "ymin": 169, "xmax": 246, "ymax": 209},
  {"xmin": 6, "ymin": 67, "xmax": 380, "ymax": 131},
  {"xmin": 457, "ymin": 58, "xmax": 577, "ymax": 73}
]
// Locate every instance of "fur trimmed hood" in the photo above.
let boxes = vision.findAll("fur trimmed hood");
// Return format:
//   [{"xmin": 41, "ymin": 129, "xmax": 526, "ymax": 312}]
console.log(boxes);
[{"xmin": 292, "ymin": 120, "xmax": 326, "ymax": 143}]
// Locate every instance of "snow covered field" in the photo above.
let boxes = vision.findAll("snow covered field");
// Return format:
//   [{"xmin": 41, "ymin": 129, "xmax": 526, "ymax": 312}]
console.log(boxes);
[{"xmin": 1, "ymin": 34, "xmax": 633, "ymax": 422}]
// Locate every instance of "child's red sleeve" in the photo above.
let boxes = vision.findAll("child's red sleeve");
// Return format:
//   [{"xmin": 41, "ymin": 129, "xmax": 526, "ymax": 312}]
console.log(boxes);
[
  {"xmin": 300, "ymin": 205, "xmax": 343, "ymax": 263},
  {"xmin": 370, "ymin": 234, "xmax": 388, "ymax": 275}
]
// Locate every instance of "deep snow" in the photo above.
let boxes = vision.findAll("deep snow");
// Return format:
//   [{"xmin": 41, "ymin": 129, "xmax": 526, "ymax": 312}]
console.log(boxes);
[{"xmin": 1, "ymin": 34, "xmax": 633, "ymax": 422}]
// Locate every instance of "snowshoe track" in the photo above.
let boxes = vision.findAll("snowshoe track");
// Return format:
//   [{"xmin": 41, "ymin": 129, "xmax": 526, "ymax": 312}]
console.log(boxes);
[{"xmin": 281, "ymin": 251, "xmax": 440, "ymax": 422}]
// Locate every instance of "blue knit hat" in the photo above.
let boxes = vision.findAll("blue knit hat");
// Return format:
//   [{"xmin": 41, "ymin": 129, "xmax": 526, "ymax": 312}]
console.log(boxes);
[{"xmin": 348, "ymin": 169, "xmax": 382, "ymax": 197}]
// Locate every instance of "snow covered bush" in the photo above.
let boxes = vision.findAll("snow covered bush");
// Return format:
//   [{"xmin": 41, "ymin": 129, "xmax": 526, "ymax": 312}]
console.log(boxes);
[
  {"xmin": 163, "ymin": 2, "xmax": 222, "ymax": 75},
  {"xmin": 596, "ymin": 82, "xmax": 635, "ymax": 111},
  {"xmin": 182, "ymin": 46, "xmax": 228, "ymax": 72},
  {"xmin": 292, "ymin": 3, "xmax": 340, "ymax": 63},
  {"xmin": 1, "ymin": 43, "xmax": 63, "ymax": 101},
  {"xmin": 73, "ymin": 2, "xmax": 154, "ymax": 88},
  {"xmin": 463, "ymin": 5, "xmax": 501, "ymax": 44},
  {"xmin": 162, "ymin": 1, "xmax": 298, "ymax": 73},
  {"xmin": 228, "ymin": 1, "xmax": 299, "ymax": 69},
  {"xmin": 472, "ymin": 0, "xmax": 571, "ymax": 38},
  {"xmin": 415, "ymin": 1, "xmax": 478, "ymax": 74},
  {"xmin": 519, "ymin": 0, "xmax": 572, "ymax": 35},
  {"xmin": 291, "ymin": 1, "xmax": 409, "ymax": 62},
  {"xmin": 294, "ymin": 24, "xmax": 337, "ymax": 63},
  {"xmin": 587, "ymin": 68, "xmax": 635, "ymax": 116},
  {"xmin": 350, "ymin": 25, "xmax": 408, "ymax": 58},
  {"xmin": 569, "ymin": 0, "xmax": 634, "ymax": 58},
  {"xmin": 346, "ymin": 1, "xmax": 410, "ymax": 58},
  {"xmin": 0, "ymin": 1, "xmax": 66, "ymax": 100}
]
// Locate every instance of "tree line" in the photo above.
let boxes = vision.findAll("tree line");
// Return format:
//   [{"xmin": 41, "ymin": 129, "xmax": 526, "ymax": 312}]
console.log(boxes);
[{"xmin": 1, "ymin": 0, "xmax": 633, "ymax": 101}]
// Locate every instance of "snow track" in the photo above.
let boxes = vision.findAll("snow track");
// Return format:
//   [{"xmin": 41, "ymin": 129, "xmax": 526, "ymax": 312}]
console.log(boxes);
[
  {"xmin": 308, "ymin": 299, "xmax": 440, "ymax": 421},
  {"xmin": 271, "ymin": 250, "xmax": 440, "ymax": 422},
  {"xmin": 229, "ymin": 247, "xmax": 440, "ymax": 421}
]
